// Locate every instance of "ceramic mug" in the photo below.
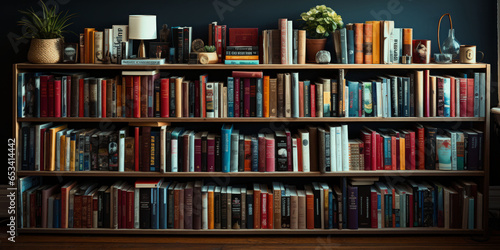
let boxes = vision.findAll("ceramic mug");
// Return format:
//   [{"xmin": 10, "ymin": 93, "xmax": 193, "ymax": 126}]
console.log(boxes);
[{"xmin": 459, "ymin": 45, "xmax": 484, "ymax": 64}]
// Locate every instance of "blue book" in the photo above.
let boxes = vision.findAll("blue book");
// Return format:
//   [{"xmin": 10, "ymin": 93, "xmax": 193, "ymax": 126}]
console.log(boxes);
[
  {"xmin": 347, "ymin": 29, "xmax": 355, "ymax": 64},
  {"xmin": 151, "ymin": 188, "xmax": 159, "ymax": 229},
  {"xmin": 348, "ymin": 81, "xmax": 359, "ymax": 117},
  {"xmin": 388, "ymin": 190, "xmax": 393, "ymax": 227},
  {"xmin": 18, "ymin": 72, "xmax": 26, "ymax": 118},
  {"xmin": 159, "ymin": 182, "xmax": 169, "ymax": 229},
  {"xmin": 251, "ymin": 136, "xmax": 259, "ymax": 171},
  {"xmin": 228, "ymin": 77, "xmax": 234, "ymax": 117},
  {"xmin": 328, "ymin": 189, "xmax": 333, "ymax": 229},
  {"xmin": 292, "ymin": 72, "xmax": 300, "ymax": 118},
  {"xmin": 443, "ymin": 77, "xmax": 451, "ymax": 117},
  {"xmin": 256, "ymin": 78, "xmax": 263, "ymax": 117},
  {"xmin": 382, "ymin": 134, "xmax": 391, "ymax": 168},
  {"xmin": 53, "ymin": 196, "xmax": 61, "ymax": 228},
  {"xmin": 224, "ymin": 60, "xmax": 259, "ymax": 65},
  {"xmin": 468, "ymin": 198, "xmax": 475, "ymax": 229},
  {"xmin": 340, "ymin": 28, "xmax": 348, "ymax": 64},
  {"xmin": 304, "ymin": 80, "xmax": 311, "ymax": 117},
  {"xmin": 221, "ymin": 124, "xmax": 233, "ymax": 172}
]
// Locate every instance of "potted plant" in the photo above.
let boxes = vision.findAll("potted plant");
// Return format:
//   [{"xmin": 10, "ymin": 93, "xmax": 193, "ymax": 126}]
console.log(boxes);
[
  {"xmin": 300, "ymin": 5, "xmax": 343, "ymax": 63},
  {"xmin": 18, "ymin": 0, "xmax": 75, "ymax": 64}
]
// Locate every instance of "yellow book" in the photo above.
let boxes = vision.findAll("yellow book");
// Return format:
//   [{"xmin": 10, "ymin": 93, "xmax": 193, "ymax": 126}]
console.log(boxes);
[
  {"xmin": 367, "ymin": 21, "xmax": 381, "ymax": 64},
  {"xmin": 208, "ymin": 186, "xmax": 214, "ymax": 229},
  {"xmin": 70, "ymin": 132, "xmax": 76, "ymax": 171},
  {"xmin": 400, "ymin": 137, "xmax": 405, "ymax": 170},
  {"xmin": 263, "ymin": 76, "xmax": 270, "ymax": 117},
  {"xmin": 175, "ymin": 77, "xmax": 183, "ymax": 117},
  {"xmin": 47, "ymin": 124, "xmax": 68, "ymax": 171}
]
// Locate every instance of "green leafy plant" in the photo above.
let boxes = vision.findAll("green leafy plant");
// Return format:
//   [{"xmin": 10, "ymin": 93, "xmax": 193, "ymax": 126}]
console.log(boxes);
[
  {"xmin": 18, "ymin": 0, "xmax": 76, "ymax": 39},
  {"xmin": 204, "ymin": 45, "xmax": 216, "ymax": 52},
  {"xmin": 300, "ymin": 5, "xmax": 343, "ymax": 39}
]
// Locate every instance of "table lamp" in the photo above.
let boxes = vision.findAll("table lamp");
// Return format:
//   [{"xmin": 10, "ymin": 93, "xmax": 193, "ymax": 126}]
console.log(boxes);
[{"xmin": 129, "ymin": 15, "xmax": 157, "ymax": 58}]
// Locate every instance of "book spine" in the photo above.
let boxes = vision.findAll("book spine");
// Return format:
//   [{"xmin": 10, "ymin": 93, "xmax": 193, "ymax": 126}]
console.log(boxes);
[
  {"xmin": 364, "ymin": 23, "xmax": 373, "ymax": 64},
  {"xmin": 279, "ymin": 19, "xmax": 288, "ymax": 64},
  {"xmin": 354, "ymin": 23, "xmax": 364, "ymax": 64}
]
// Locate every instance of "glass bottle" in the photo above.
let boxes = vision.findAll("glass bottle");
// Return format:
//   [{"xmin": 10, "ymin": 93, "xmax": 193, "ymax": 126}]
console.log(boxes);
[{"xmin": 442, "ymin": 29, "xmax": 461, "ymax": 59}]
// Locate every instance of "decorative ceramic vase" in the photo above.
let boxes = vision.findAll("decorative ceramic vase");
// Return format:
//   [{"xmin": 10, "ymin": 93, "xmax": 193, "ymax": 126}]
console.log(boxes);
[
  {"xmin": 306, "ymin": 38, "xmax": 327, "ymax": 63},
  {"xmin": 27, "ymin": 38, "xmax": 63, "ymax": 64},
  {"xmin": 441, "ymin": 29, "xmax": 460, "ymax": 59}
]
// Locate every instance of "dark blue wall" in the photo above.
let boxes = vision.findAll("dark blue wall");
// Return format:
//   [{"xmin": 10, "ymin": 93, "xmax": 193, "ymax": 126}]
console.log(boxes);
[{"xmin": 2, "ymin": 0, "xmax": 498, "ymax": 179}]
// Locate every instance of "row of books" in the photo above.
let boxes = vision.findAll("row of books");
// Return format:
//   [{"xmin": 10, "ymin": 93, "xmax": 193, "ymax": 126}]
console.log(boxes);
[
  {"xmin": 20, "ymin": 123, "xmax": 483, "ymax": 172},
  {"xmin": 19, "ymin": 176, "xmax": 482, "ymax": 230},
  {"xmin": 224, "ymin": 28, "xmax": 260, "ymax": 65},
  {"xmin": 260, "ymin": 18, "xmax": 306, "ymax": 65},
  {"xmin": 17, "ymin": 70, "xmax": 486, "ymax": 118},
  {"xmin": 80, "ymin": 26, "xmax": 131, "ymax": 64},
  {"xmin": 333, "ymin": 20, "xmax": 414, "ymax": 64}
]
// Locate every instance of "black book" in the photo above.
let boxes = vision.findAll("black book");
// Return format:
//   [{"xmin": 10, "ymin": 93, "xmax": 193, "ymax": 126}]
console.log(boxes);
[
  {"xmin": 312, "ymin": 183, "xmax": 321, "ymax": 229},
  {"xmin": 356, "ymin": 185, "xmax": 371, "ymax": 228},
  {"xmin": 463, "ymin": 130, "xmax": 479, "ymax": 170},
  {"xmin": 154, "ymin": 76, "xmax": 161, "ymax": 117},
  {"xmin": 150, "ymin": 129, "xmax": 160, "ymax": 172},
  {"xmin": 397, "ymin": 77, "xmax": 403, "ymax": 117},
  {"xmin": 221, "ymin": 187, "xmax": 227, "ymax": 229},
  {"xmin": 275, "ymin": 131, "xmax": 288, "ymax": 171},
  {"xmin": 28, "ymin": 127, "xmax": 34, "ymax": 170},
  {"xmin": 139, "ymin": 188, "xmax": 151, "ymax": 229},
  {"xmin": 108, "ymin": 132, "xmax": 119, "ymax": 171},
  {"xmin": 238, "ymin": 134, "xmax": 245, "ymax": 172},
  {"xmin": 21, "ymin": 126, "xmax": 30, "ymax": 170},
  {"xmin": 90, "ymin": 132, "xmax": 99, "ymax": 171},
  {"xmin": 215, "ymin": 135, "xmax": 222, "ymax": 172},
  {"xmin": 178, "ymin": 131, "xmax": 184, "ymax": 172},
  {"xmin": 406, "ymin": 180, "xmax": 420, "ymax": 227},
  {"xmin": 165, "ymin": 128, "xmax": 173, "ymax": 172},
  {"xmin": 409, "ymin": 73, "xmax": 415, "ymax": 117},
  {"xmin": 331, "ymin": 79, "xmax": 338, "ymax": 117},
  {"xmin": 304, "ymin": 81, "xmax": 310, "ymax": 117},
  {"xmin": 169, "ymin": 77, "xmax": 176, "ymax": 117},
  {"xmin": 246, "ymin": 190, "xmax": 253, "ymax": 229},
  {"xmin": 250, "ymin": 78, "xmax": 257, "ymax": 117},
  {"xmin": 421, "ymin": 184, "xmax": 434, "ymax": 227},
  {"xmin": 474, "ymin": 129, "xmax": 484, "ymax": 170},
  {"xmin": 231, "ymin": 187, "xmax": 241, "ymax": 229},
  {"xmin": 317, "ymin": 128, "xmax": 326, "ymax": 173},
  {"xmin": 89, "ymin": 78, "xmax": 97, "ymax": 117},
  {"xmin": 167, "ymin": 183, "xmax": 176, "ymax": 228},
  {"xmin": 174, "ymin": 28, "xmax": 183, "ymax": 64},
  {"xmin": 189, "ymin": 81, "xmax": 195, "ymax": 117},
  {"xmin": 240, "ymin": 79, "xmax": 244, "ymax": 117},
  {"xmin": 201, "ymin": 132, "xmax": 208, "ymax": 172},
  {"xmin": 98, "ymin": 131, "xmax": 111, "ymax": 171},
  {"xmin": 83, "ymin": 78, "xmax": 90, "ymax": 117},
  {"xmin": 103, "ymin": 187, "xmax": 111, "ymax": 228},
  {"xmin": 183, "ymin": 27, "xmax": 190, "ymax": 64},
  {"xmin": 214, "ymin": 186, "xmax": 221, "ymax": 229},
  {"xmin": 226, "ymin": 50, "xmax": 259, "ymax": 56},
  {"xmin": 403, "ymin": 77, "xmax": 411, "ymax": 117},
  {"xmin": 424, "ymin": 126, "xmax": 437, "ymax": 170}
]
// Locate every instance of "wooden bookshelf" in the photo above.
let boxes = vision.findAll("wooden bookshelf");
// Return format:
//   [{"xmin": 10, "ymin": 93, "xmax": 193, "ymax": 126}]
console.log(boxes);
[{"xmin": 14, "ymin": 62, "xmax": 491, "ymax": 235}]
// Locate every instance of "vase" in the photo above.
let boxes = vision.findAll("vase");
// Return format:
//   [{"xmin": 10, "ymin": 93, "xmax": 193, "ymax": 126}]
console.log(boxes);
[
  {"xmin": 306, "ymin": 38, "xmax": 327, "ymax": 63},
  {"xmin": 441, "ymin": 29, "xmax": 460, "ymax": 59},
  {"xmin": 27, "ymin": 38, "xmax": 63, "ymax": 64}
]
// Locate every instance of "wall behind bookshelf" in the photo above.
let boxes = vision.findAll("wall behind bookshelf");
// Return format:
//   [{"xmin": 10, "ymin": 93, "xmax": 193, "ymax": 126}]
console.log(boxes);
[{"xmin": 3, "ymin": 0, "xmax": 499, "ymax": 179}]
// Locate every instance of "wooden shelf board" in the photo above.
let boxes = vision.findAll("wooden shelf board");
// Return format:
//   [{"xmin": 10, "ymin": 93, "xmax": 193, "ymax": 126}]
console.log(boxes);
[
  {"xmin": 18, "ymin": 228, "xmax": 483, "ymax": 235},
  {"xmin": 15, "ymin": 62, "xmax": 489, "ymax": 70},
  {"xmin": 17, "ymin": 170, "xmax": 485, "ymax": 177},
  {"xmin": 492, "ymin": 107, "xmax": 500, "ymax": 115},
  {"xmin": 17, "ymin": 117, "xmax": 486, "ymax": 123}
]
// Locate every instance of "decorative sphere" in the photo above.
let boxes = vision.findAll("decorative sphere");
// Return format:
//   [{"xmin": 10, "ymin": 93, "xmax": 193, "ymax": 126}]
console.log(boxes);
[{"xmin": 315, "ymin": 50, "xmax": 331, "ymax": 64}]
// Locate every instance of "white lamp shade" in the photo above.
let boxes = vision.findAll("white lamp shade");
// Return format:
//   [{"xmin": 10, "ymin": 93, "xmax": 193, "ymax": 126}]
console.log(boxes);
[{"xmin": 129, "ymin": 15, "xmax": 157, "ymax": 40}]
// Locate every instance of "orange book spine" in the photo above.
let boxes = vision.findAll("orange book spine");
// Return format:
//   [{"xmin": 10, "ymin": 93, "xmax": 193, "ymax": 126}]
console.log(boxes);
[
  {"xmin": 354, "ymin": 23, "xmax": 364, "ymax": 64},
  {"xmin": 370, "ymin": 21, "xmax": 381, "ymax": 64},
  {"xmin": 89, "ymin": 30, "xmax": 95, "ymax": 64},
  {"xmin": 417, "ymin": 127, "xmax": 425, "ymax": 170},
  {"xmin": 175, "ymin": 78, "xmax": 183, "ymax": 117},
  {"xmin": 225, "ymin": 55, "xmax": 259, "ymax": 60},
  {"xmin": 363, "ymin": 23, "xmax": 373, "ymax": 64},
  {"xmin": 253, "ymin": 190, "xmax": 261, "ymax": 229},
  {"xmin": 400, "ymin": 137, "xmax": 405, "ymax": 170},
  {"xmin": 391, "ymin": 136, "xmax": 397, "ymax": 170},
  {"xmin": 306, "ymin": 193, "xmax": 314, "ymax": 229},
  {"xmin": 208, "ymin": 190, "xmax": 214, "ymax": 229},
  {"xmin": 84, "ymin": 28, "xmax": 95, "ymax": 64},
  {"xmin": 260, "ymin": 192, "xmax": 267, "ymax": 228},
  {"xmin": 263, "ymin": 76, "xmax": 270, "ymax": 117},
  {"xmin": 403, "ymin": 28, "xmax": 413, "ymax": 57},
  {"xmin": 267, "ymin": 192, "xmax": 273, "ymax": 229}
]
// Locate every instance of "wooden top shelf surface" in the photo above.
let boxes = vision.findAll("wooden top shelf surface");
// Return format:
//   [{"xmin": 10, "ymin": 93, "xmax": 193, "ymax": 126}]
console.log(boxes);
[
  {"xmin": 15, "ymin": 62, "xmax": 489, "ymax": 70},
  {"xmin": 17, "ymin": 170, "xmax": 485, "ymax": 177}
]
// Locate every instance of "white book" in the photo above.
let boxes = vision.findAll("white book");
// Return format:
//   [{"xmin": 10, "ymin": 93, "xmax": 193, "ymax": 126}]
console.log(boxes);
[
  {"xmin": 329, "ymin": 126, "xmax": 336, "ymax": 172},
  {"xmin": 112, "ymin": 25, "xmax": 129, "ymax": 63},
  {"xmin": 445, "ymin": 130, "xmax": 458, "ymax": 171},
  {"xmin": 382, "ymin": 21, "xmax": 394, "ymax": 64},
  {"xmin": 292, "ymin": 72, "xmax": 300, "ymax": 118},
  {"xmin": 171, "ymin": 139, "xmax": 178, "ymax": 172},
  {"xmin": 287, "ymin": 20, "xmax": 293, "ymax": 64},
  {"xmin": 189, "ymin": 131, "xmax": 195, "ymax": 172},
  {"xmin": 292, "ymin": 137, "xmax": 298, "ymax": 172},
  {"xmin": 298, "ymin": 129, "xmax": 310, "ymax": 172},
  {"xmin": 345, "ymin": 86, "xmax": 349, "ymax": 117},
  {"xmin": 391, "ymin": 28, "xmax": 402, "ymax": 63},
  {"xmin": 376, "ymin": 81, "xmax": 382, "ymax": 117},
  {"xmin": 386, "ymin": 78, "xmax": 392, "ymax": 117},
  {"xmin": 381, "ymin": 79, "xmax": 387, "ymax": 117},
  {"xmin": 206, "ymin": 82, "xmax": 214, "ymax": 118},
  {"xmin": 134, "ymin": 187, "xmax": 140, "ymax": 228},
  {"xmin": 201, "ymin": 186, "xmax": 208, "ymax": 229},
  {"xmin": 335, "ymin": 126, "xmax": 342, "ymax": 171},
  {"xmin": 230, "ymin": 130, "xmax": 239, "ymax": 172},
  {"xmin": 341, "ymin": 124, "xmax": 349, "ymax": 171},
  {"xmin": 455, "ymin": 78, "xmax": 460, "ymax": 117},
  {"xmin": 160, "ymin": 126, "xmax": 167, "ymax": 173},
  {"xmin": 214, "ymin": 82, "xmax": 219, "ymax": 118},
  {"xmin": 96, "ymin": 78, "xmax": 102, "ymax": 118},
  {"xmin": 64, "ymin": 129, "xmax": 73, "ymax": 171},
  {"xmin": 118, "ymin": 129, "xmax": 126, "ymax": 172}
]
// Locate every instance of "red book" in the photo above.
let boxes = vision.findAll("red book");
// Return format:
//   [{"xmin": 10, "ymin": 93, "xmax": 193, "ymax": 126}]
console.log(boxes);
[
  {"xmin": 101, "ymin": 79, "xmax": 107, "ymax": 118},
  {"xmin": 296, "ymin": 136, "xmax": 303, "ymax": 172},
  {"xmin": 265, "ymin": 135, "xmax": 275, "ymax": 172},
  {"xmin": 408, "ymin": 192, "xmax": 414, "ymax": 227},
  {"xmin": 207, "ymin": 134, "xmax": 215, "ymax": 172},
  {"xmin": 61, "ymin": 181, "xmax": 77, "ymax": 228},
  {"xmin": 125, "ymin": 76, "xmax": 133, "ymax": 118},
  {"xmin": 260, "ymin": 191, "xmax": 267, "ymax": 229},
  {"xmin": 449, "ymin": 76, "xmax": 456, "ymax": 117},
  {"xmin": 459, "ymin": 78, "xmax": 468, "ymax": 117},
  {"xmin": 305, "ymin": 188, "xmax": 314, "ymax": 229},
  {"xmin": 54, "ymin": 78, "xmax": 61, "ymax": 117},
  {"xmin": 370, "ymin": 188, "xmax": 378, "ymax": 228},
  {"xmin": 194, "ymin": 80, "xmax": 200, "ymax": 117},
  {"xmin": 228, "ymin": 28, "xmax": 259, "ymax": 46},
  {"xmin": 361, "ymin": 130, "xmax": 372, "ymax": 171},
  {"xmin": 234, "ymin": 78, "xmax": 240, "ymax": 117},
  {"xmin": 200, "ymin": 74, "xmax": 207, "ymax": 118},
  {"xmin": 194, "ymin": 133, "xmax": 202, "ymax": 172},
  {"xmin": 134, "ymin": 127, "xmax": 140, "ymax": 171},
  {"xmin": 424, "ymin": 70, "xmax": 430, "ymax": 117},
  {"xmin": 279, "ymin": 18, "xmax": 288, "ymax": 64},
  {"xmin": 378, "ymin": 134, "xmax": 383, "ymax": 170},
  {"xmin": 244, "ymin": 78, "xmax": 251, "ymax": 117},
  {"xmin": 404, "ymin": 130, "xmax": 416, "ymax": 170},
  {"xmin": 141, "ymin": 76, "xmax": 149, "ymax": 118},
  {"xmin": 127, "ymin": 189, "xmax": 134, "ymax": 228},
  {"xmin": 467, "ymin": 78, "xmax": 474, "ymax": 117},
  {"xmin": 285, "ymin": 129, "xmax": 292, "ymax": 171},
  {"xmin": 79, "ymin": 78, "xmax": 84, "ymax": 117},
  {"xmin": 299, "ymin": 81, "xmax": 304, "ymax": 117},
  {"xmin": 258, "ymin": 134, "xmax": 266, "ymax": 172},
  {"xmin": 232, "ymin": 71, "xmax": 263, "ymax": 79},
  {"xmin": 48, "ymin": 76, "xmax": 55, "ymax": 117},
  {"xmin": 244, "ymin": 138, "xmax": 251, "ymax": 172},
  {"xmin": 415, "ymin": 125, "xmax": 425, "ymax": 170},
  {"xmin": 267, "ymin": 192, "xmax": 274, "ymax": 229},
  {"xmin": 161, "ymin": 78, "xmax": 169, "ymax": 117},
  {"xmin": 133, "ymin": 76, "xmax": 141, "ymax": 118},
  {"xmin": 40, "ymin": 75, "xmax": 49, "ymax": 117},
  {"xmin": 310, "ymin": 84, "xmax": 316, "ymax": 117},
  {"xmin": 372, "ymin": 132, "xmax": 378, "ymax": 171}
]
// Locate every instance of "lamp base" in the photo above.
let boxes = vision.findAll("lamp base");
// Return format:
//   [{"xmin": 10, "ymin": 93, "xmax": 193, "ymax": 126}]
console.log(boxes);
[{"xmin": 138, "ymin": 40, "xmax": 146, "ymax": 59}]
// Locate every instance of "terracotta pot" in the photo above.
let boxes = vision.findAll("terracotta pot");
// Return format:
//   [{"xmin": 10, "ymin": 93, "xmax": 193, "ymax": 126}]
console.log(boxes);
[
  {"xmin": 27, "ymin": 38, "xmax": 63, "ymax": 64},
  {"xmin": 306, "ymin": 38, "xmax": 327, "ymax": 63}
]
